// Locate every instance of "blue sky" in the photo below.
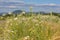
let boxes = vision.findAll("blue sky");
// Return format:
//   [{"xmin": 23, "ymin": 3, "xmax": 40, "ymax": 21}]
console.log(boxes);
[
  {"xmin": 23, "ymin": 0, "xmax": 60, "ymax": 4},
  {"xmin": 0, "ymin": 0, "xmax": 60, "ymax": 4},
  {"xmin": 0, "ymin": 0, "xmax": 60, "ymax": 13}
]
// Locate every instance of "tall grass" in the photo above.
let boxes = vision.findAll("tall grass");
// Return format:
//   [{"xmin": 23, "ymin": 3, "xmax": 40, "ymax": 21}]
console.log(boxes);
[{"xmin": 0, "ymin": 13, "xmax": 60, "ymax": 40}]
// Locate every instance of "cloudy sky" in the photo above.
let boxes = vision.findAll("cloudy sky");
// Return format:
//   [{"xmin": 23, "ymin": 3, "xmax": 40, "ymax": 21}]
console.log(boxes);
[{"xmin": 0, "ymin": 0, "xmax": 60, "ymax": 13}]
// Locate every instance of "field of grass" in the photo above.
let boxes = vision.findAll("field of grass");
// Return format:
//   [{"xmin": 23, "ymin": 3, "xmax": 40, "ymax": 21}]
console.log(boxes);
[{"xmin": 0, "ymin": 13, "xmax": 60, "ymax": 40}]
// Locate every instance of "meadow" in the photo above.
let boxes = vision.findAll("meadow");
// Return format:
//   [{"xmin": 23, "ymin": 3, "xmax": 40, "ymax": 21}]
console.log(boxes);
[{"xmin": 0, "ymin": 13, "xmax": 60, "ymax": 40}]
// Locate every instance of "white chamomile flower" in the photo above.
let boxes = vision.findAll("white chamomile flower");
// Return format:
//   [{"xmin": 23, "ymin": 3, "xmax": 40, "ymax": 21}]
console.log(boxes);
[
  {"xmin": 14, "ymin": 17, "xmax": 18, "ymax": 20},
  {"xmin": 8, "ymin": 12, "xmax": 12, "ymax": 14},
  {"xmin": 24, "ymin": 36, "xmax": 30, "ymax": 40},
  {"xmin": 22, "ymin": 11, "xmax": 25, "ymax": 14}
]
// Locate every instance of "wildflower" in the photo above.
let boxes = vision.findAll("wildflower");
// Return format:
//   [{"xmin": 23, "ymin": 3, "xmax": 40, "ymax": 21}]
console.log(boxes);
[
  {"xmin": 30, "ymin": 6, "xmax": 33, "ymax": 12},
  {"xmin": 8, "ymin": 12, "xmax": 12, "ymax": 14},
  {"xmin": 7, "ymin": 30, "xmax": 14, "ymax": 33},
  {"xmin": 22, "ymin": 18, "xmax": 26, "ymax": 21},
  {"xmin": 7, "ymin": 30, "xmax": 10, "ymax": 32},
  {"xmin": 22, "ymin": 11, "xmax": 25, "ymax": 14},
  {"xmin": 11, "ymin": 31, "xmax": 14, "ymax": 33},
  {"xmin": 32, "ymin": 19, "xmax": 38, "ymax": 23},
  {"xmin": 24, "ymin": 36, "xmax": 30, "ymax": 40},
  {"xmin": 14, "ymin": 17, "xmax": 18, "ymax": 20}
]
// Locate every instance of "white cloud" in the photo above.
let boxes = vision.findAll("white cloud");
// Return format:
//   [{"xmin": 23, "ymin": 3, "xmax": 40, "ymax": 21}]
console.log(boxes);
[
  {"xmin": 0, "ymin": 6, "xmax": 17, "ymax": 8},
  {"xmin": 0, "ymin": 0, "xmax": 24, "ymax": 3},
  {"xmin": 33, "ymin": 3, "xmax": 60, "ymax": 6},
  {"xmin": 43, "ymin": 3, "xmax": 57, "ymax": 6},
  {"xmin": 8, "ymin": 0, "xmax": 24, "ymax": 2},
  {"xmin": 8, "ymin": 6, "xmax": 17, "ymax": 8}
]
